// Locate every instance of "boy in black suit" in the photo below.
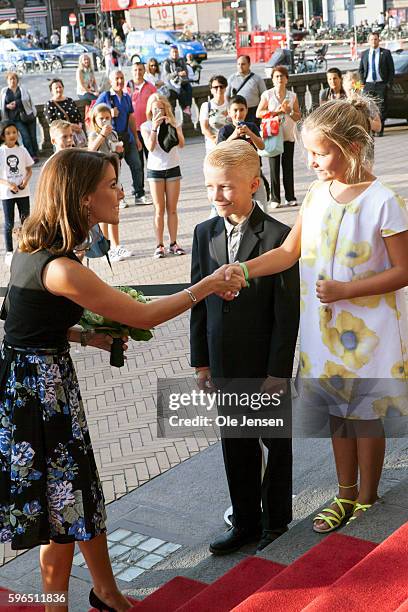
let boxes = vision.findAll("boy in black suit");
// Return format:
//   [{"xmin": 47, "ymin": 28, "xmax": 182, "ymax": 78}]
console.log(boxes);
[{"xmin": 190, "ymin": 140, "xmax": 299, "ymax": 554}]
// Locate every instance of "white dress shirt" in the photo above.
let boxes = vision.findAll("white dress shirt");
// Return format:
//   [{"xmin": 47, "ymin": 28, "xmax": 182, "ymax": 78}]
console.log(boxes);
[{"xmin": 366, "ymin": 48, "xmax": 382, "ymax": 83}]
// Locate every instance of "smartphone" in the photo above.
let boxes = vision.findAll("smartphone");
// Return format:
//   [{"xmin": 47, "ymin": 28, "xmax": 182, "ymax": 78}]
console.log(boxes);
[{"xmin": 153, "ymin": 108, "xmax": 163, "ymax": 118}]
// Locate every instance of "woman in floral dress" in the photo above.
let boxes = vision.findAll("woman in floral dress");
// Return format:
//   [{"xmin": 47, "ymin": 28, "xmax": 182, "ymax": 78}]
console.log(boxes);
[
  {"xmin": 0, "ymin": 148, "xmax": 242, "ymax": 611},
  {"xmin": 226, "ymin": 97, "xmax": 408, "ymax": 534}
]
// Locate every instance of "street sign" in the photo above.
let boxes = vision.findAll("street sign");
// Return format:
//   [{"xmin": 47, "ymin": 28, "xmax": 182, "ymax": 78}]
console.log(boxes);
[{"xmin": 69, "ymin": 13, "xmax": 77, "ymax": 26}]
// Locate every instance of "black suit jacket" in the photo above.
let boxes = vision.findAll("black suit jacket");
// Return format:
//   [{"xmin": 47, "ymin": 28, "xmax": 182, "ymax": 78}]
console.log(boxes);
[
  {"xmin": 359, "ymin": 47, "xmax": 395, "ymax": 85},
  {"xmin": 190, "ymin": 204, "xmax": 300, "ymax": 379}
]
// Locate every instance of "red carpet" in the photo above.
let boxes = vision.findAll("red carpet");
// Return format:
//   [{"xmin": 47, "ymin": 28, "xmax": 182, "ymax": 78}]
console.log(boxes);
[
  {"xmin": 177, "ymin": 557, "xmax": 285, "ymax": 612},
  {"xmin": 395, "ymin": 600, "xmax": 408, "ymax": 611},
  {"xmin": 89, "ymin": 594, "xmax": 139, "ymax": 611},
  {"xmin": 232, "ymin": 534, "xmax": 377, "ymax": 611},
  {"xmin": 304, "ymin": 522, "xmax": 408, "ymax": 612},
  {"xmin": 0, "ymin": 587, "xmax": 44, "ymax": 611},
  {"xmin": 129, "ymin": 577, "xmax": 206, "ymax": 611}
]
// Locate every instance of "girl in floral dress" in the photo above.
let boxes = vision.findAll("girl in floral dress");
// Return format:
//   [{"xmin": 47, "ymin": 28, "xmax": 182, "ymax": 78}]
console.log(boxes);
[
  {"xmin": 0, "ymin": 148, "xmax": 242, "ymax": 611},
  {"xmin": 227, "ymin": 97, "xmax": 408, "ymax": 533}
]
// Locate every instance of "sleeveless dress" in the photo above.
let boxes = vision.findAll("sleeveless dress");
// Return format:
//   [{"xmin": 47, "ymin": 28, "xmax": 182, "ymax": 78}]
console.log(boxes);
[
  {"xmin": 0, "ymin": 250, "xmax": 106, "ymax": 549},
  {"xmin": 297, "ymin": 179, "xmax": 408, "ymax": 423}
]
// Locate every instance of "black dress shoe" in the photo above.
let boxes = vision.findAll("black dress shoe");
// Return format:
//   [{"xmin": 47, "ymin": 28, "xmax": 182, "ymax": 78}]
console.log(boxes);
[
  {"xmin": 89, "ymin": 588, "xmax": 117, "ymax": 612},
  {"xmin": 209, "ymin": 526, "xmax": 261, "ymax": 555},
  {"xmin": 256, "ymin": 527, "xmax": 289, "ymax": 552}
]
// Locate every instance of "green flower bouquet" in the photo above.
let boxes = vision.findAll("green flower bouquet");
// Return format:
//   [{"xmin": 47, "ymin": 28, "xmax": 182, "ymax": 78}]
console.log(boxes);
[{"xmin": 79, "ymin": 286, "xmax": 153, "ymax": 367}]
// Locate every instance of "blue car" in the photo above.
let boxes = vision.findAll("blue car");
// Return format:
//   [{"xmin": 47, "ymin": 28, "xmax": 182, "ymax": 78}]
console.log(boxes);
[
  {"xmin": 125, "ymin": 29, "xmax": 207, "ymax": 64},
  {"xmin": 0, "ymin": 38, "xmax": 53, "ymax": 63}
]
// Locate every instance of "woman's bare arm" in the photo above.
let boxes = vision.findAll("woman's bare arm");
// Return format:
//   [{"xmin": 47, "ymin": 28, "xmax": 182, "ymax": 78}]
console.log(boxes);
[{"xmin": 43, "ymin": 258, "xmax": 244, "ymax": 330}]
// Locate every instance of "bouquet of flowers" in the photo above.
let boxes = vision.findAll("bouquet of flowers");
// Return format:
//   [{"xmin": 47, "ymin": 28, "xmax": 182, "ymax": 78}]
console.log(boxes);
[{"xmin": 79, "ymin": 286, "xmax": 153, "ymax": 367}]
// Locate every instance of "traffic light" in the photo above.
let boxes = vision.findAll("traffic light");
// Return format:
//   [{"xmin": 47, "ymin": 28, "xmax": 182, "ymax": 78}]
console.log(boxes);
[{"xmin": 79, "ymin": 12, "xmax": 85, "ymax": 27}]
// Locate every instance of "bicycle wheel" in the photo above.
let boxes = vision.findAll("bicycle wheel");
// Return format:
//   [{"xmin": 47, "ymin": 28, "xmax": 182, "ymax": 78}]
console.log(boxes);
[{"xmin": 51, "ymin": 58, "xmax": 63, "ymax": 72}]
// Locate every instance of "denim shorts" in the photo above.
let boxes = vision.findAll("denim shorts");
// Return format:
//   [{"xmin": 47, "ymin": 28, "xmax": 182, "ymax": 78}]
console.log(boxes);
[{"xmin": 147, "ymin": 166, "xmax": 182, "ymax": 182}]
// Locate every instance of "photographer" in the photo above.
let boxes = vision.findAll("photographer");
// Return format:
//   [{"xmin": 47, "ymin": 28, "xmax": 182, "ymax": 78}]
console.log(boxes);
[{"xmin": 162, "ymin": 45, "xmax": 193, "ymax": 115}]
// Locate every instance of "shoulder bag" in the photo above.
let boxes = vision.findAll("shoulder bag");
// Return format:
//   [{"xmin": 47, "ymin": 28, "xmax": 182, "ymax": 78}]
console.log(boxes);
[{"xmin": 231, "ymin": 72, "xmax": 254, "ymax": 96}]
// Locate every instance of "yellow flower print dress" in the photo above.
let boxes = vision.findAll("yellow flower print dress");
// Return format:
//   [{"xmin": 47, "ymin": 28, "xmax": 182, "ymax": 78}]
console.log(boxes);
[{"xmin": 299, "ymin": 180, "xmax": 408, "ymax": 420}]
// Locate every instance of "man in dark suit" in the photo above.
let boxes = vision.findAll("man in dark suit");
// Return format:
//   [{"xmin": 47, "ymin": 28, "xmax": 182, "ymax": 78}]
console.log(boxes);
[
  {"xmin": 190, "ymin": 140, "xmax": 299, "ymax": 554},
  {"xmin": 359, "ymin": 31, "xmax": 395, "ymax": 136}
]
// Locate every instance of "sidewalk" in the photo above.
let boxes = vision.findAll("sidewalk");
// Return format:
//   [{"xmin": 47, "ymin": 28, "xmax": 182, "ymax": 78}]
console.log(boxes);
[{"xmin": 0, "ymin": 125, "xmax": 407, "ymax": 596}]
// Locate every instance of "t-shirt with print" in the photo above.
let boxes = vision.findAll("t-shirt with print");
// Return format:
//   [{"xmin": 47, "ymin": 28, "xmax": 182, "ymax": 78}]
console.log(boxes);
[
  {"xmin": 0, "ymin": 144, "xmax": 34, "ymax": 200},
  {"xmin": 199, "ymin": 99, "xmax": 229, "ymax": 152},
  {"xmin": 217, "ymin": 121, "xmax": 260, "ymax": 150}
]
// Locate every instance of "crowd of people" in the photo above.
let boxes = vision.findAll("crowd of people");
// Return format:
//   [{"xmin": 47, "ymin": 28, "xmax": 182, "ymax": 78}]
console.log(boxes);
[
  {"xmin": 0, "ymin": 32, "xmax": 406, "ymax": 611},
  {"xmin": 0, "ymin": 29, "xmax": 397, "ymax": 263}
]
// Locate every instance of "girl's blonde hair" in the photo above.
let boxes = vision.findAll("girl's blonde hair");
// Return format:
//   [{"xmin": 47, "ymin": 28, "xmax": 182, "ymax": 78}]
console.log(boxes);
[
  {"xmin": 302, "ymin": 98, "xmax": 373, "ymax": 183},
  {"xmin": 90, "ymin": 103, "xmax": 112, "ymax": 133},
  {"xmin": 145, "ymin": 93, "xmax": 176, "ymax": 126},
  {"xmin": 20, "ymin": 149, "xmax": 119, "ymax": 255},
  {"xmin": 78, "ymin": 53, "xmax": 94, "ymax": 72},
  {"xmin": 205, "ymin": 140, "xmax": 260, "ymax": 179},
  {"xmin": 343, "ymin": 70, "xmax": 360, "ymax": 83}
]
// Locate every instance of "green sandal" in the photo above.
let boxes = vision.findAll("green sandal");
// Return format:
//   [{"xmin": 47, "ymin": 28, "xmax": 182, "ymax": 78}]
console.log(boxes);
[
  {"xmin": 313, "ymin": 496, "xmax": 357, "ymax": 534},
  {"xmin": 346, "ymin": 502, "xmax": 372, "ymax": 525}
]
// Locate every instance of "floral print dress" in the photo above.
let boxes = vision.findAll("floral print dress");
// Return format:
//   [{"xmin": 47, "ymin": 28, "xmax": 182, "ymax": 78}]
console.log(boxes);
[
  {"xmin": 0, "ymin": 250, "xmax": 106, "ymax": 549},
  {"xmin": 298, "ymin": 179, "xmax": 408, "ymax": 420}
]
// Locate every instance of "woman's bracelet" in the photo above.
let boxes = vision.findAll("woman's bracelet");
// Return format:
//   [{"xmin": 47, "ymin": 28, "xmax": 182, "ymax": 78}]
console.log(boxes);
[
  {"xmin": 239, "ymin": 262, "xmax": 250, "ymax": 288},
  {"xmin": 184, "ymin": 288, "xmax": 197, "ymax": 304}
]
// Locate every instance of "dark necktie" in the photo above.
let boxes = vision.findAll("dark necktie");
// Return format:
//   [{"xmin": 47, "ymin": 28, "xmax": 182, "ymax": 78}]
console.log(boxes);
[{"xmin": 372, "ymin": 50, "xmax": 377, "ymax": 82}]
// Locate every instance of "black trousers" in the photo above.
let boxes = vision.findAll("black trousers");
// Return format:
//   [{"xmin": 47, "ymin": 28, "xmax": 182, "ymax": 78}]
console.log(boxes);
[
  {"xmin": 268, "ymin": 140, "xmax": 296, "ymax": 204},
  {"xmin": 364, "ymin": 82, "xmax": 388, "ymax": 134},
  {"xmin": 168, "ymin": 83, "xmax": 193, "ymax": 110},
  {"xmin": 221, "ymin": 436, "xmax": 292, "ymax": 532}
]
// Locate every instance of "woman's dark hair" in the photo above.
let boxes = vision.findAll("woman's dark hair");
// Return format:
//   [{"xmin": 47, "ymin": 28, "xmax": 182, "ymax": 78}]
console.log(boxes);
[
  {"xmin": 326, "ymin": 67, "xmax": 342, "ymax": 79},
  {"xmin": 209, "ymin": 74, "xmax": 228, "ymax": 88},
  {"xmin": 49, "ymin": 78, "xmax": 64, "ymax": 91},
  {"xmin": 0, "ymin": 120, "xmax": 19, "ymax": 143},
  {"xmin": 271, "ymin": 65, "xmax": 289, "ymax": 79},
  {"xmin": 20, "ymin": 149, "xmax": 119, "ymax": 255}
]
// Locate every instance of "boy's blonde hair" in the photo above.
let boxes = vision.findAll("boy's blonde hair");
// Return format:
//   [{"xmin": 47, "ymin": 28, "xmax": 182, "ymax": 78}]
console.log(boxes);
[
  {"xmin": 90, "ymin": 103, "xmax": 112, "ymax": 133},
  {"xmin": 49, "ymin": 119, "xmax": 72, "ymax": 139},
  {"xmin": 302, "ymin": 98, "xmax": 373, "ymax": 183},
  {"xmin": 145, "ymin": 93, "xmax": 176, "ymax": 126},
  {"xmin": 204, "ymin": 140, "xmax": 260, "ymax": 178}
]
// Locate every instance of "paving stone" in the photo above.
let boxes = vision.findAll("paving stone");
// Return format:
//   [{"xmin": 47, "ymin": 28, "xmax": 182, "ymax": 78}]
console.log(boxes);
[
  {"xmin": 136, "ymin": 553, "xmax": 163, "ymax": 569},
  {"xmin": 107, "ymin": 528, "xmax": 133, "ymax": 542},
  {"xmin": 138, "ymin": 537, "xmax": 166, "ymax": 552},
  {"xmin": 116, "ymin": 566, "xmax": 145, "ymax": 582}
]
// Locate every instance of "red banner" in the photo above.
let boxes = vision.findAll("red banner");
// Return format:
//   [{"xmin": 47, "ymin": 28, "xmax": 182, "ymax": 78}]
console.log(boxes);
[{"xmin": 101, "ymin": 0, "xmax": 218, "ymax": 10}]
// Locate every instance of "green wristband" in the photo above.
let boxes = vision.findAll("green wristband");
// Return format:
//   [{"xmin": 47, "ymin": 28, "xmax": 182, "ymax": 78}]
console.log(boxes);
[{"xmin": 239, "ymin": 262, "xmax": 250, "ymax": 288}]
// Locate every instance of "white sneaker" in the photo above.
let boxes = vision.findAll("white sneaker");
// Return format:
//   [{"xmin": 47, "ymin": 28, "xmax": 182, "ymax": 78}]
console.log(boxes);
[
  {"xmin": 268, "ymin": 201, "xmax": 281, "ymax": 209},
  {"xmin": 108, "ymin": 247, "xmax": 125, "ymax": 263},
  {"xmin": 286, "ymin": 200, "xmax": 298, "ymax": 207},
  {"xmin": 135, "ymin": 195, "xmax": 152, "ymax": 205},
  {"xmin": 119, "ymin": 199, "xmax": 128, "ymax": 209},
  {"xmin": 4, "ymin": 251, "xmax": 12, "ymax": 267},
  {"xmin": 115, "ymin": 245, "xmax": 134, "ymax": 260}
]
